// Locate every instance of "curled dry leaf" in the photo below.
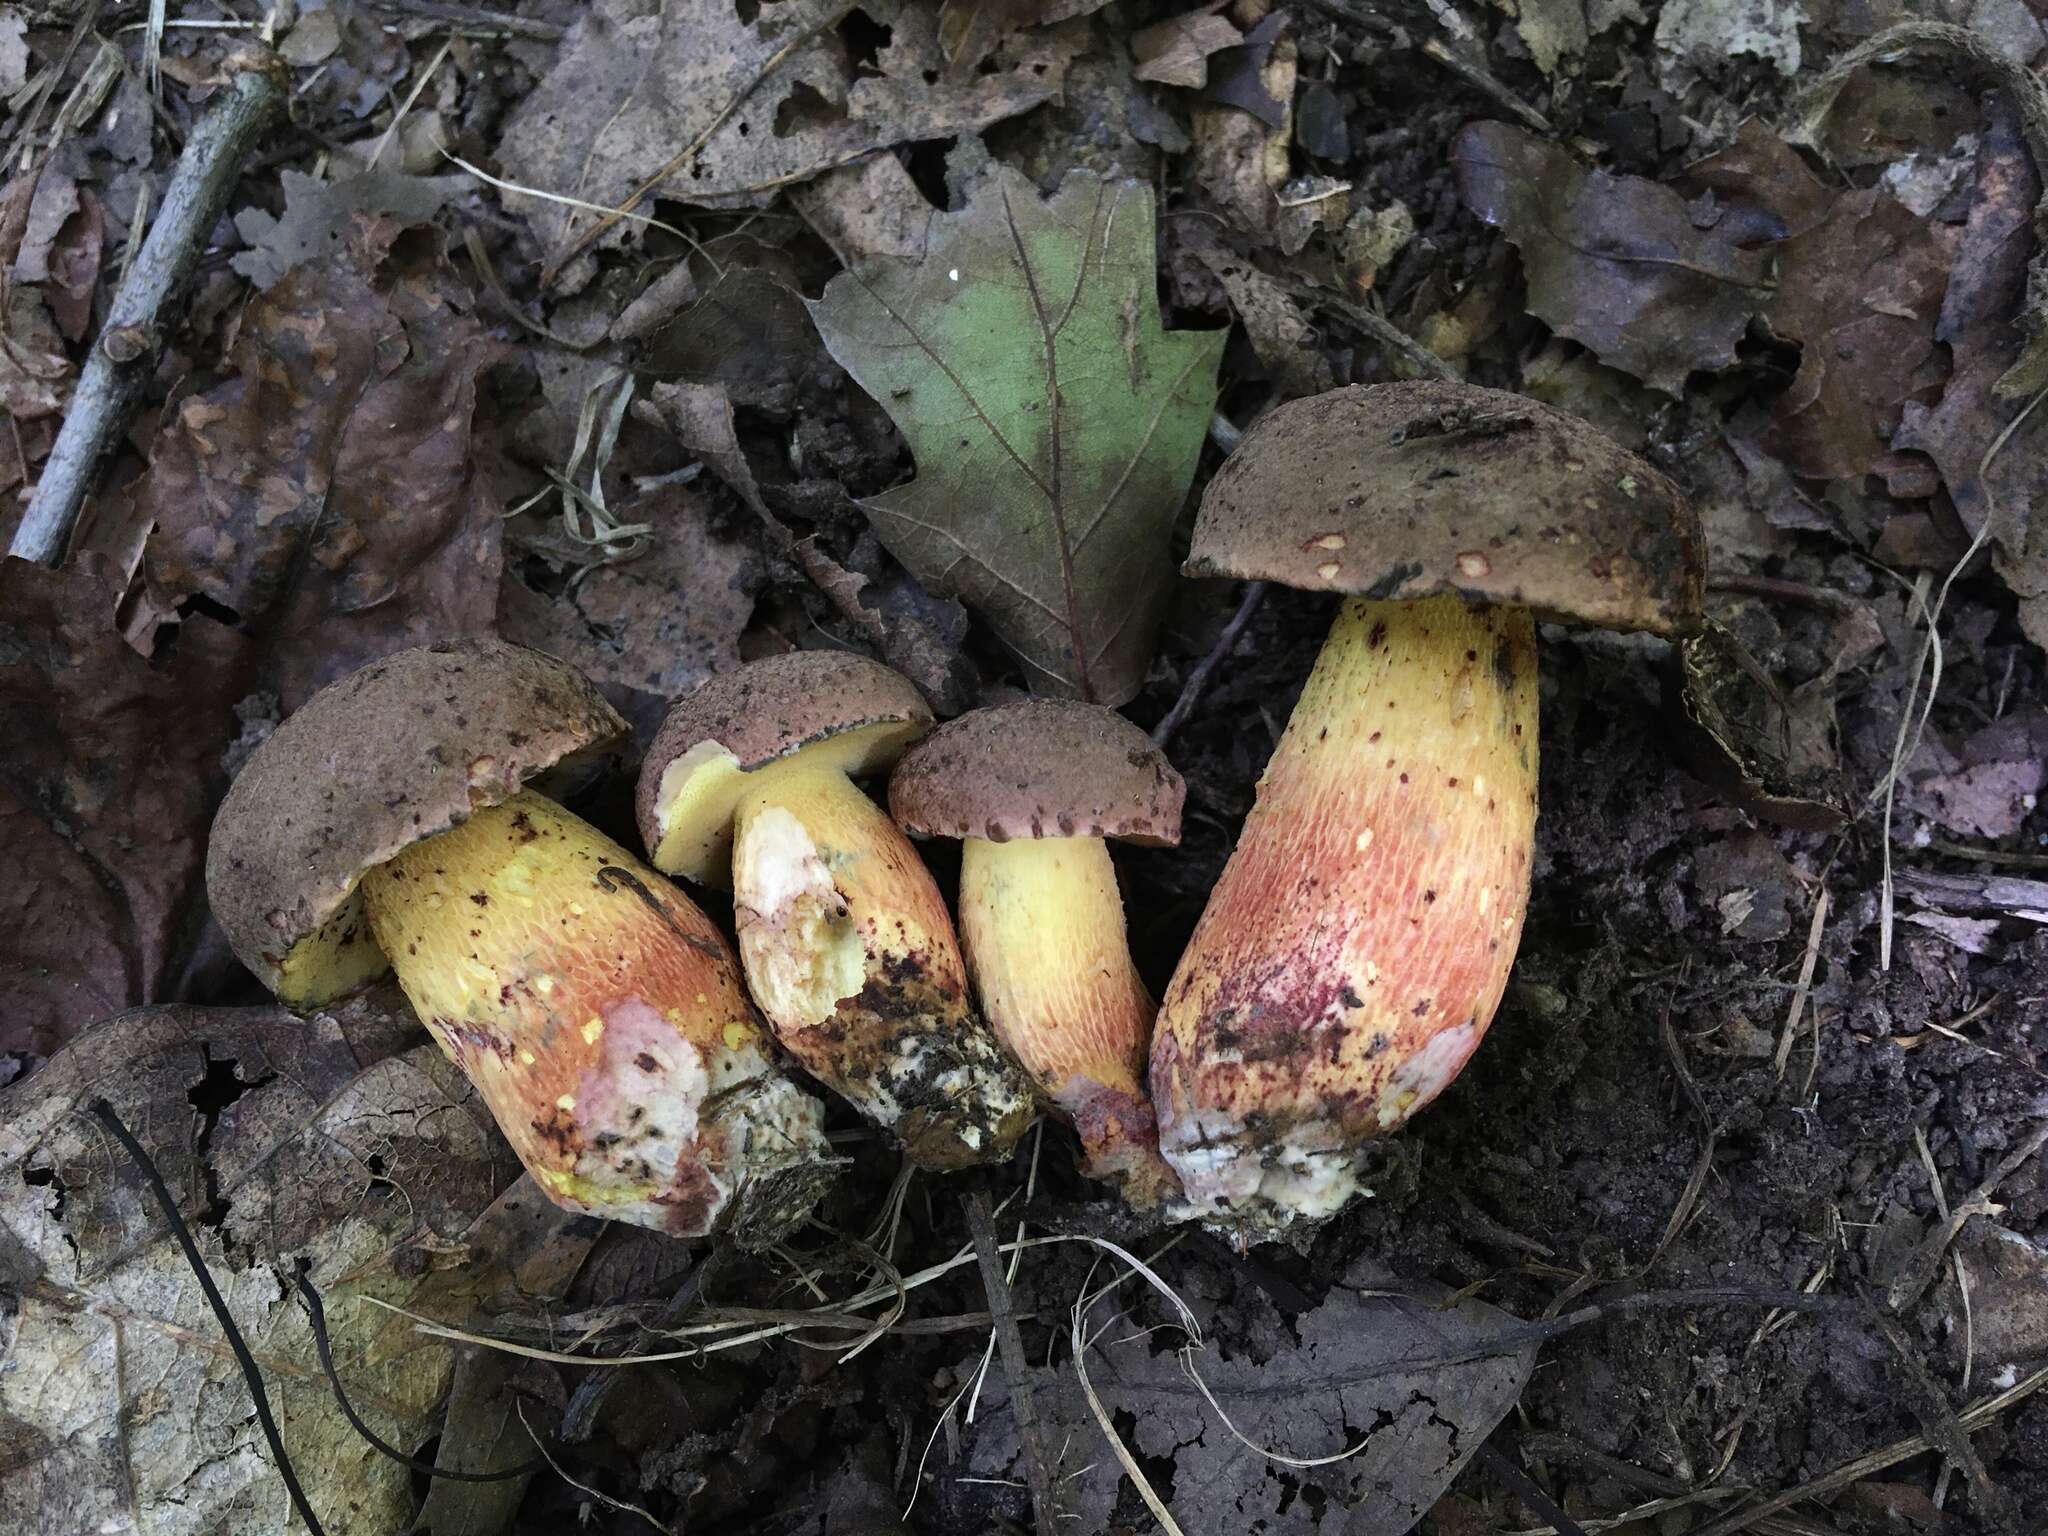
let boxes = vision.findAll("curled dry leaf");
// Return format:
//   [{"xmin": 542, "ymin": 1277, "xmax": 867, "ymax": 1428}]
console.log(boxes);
[
  {"xmin": 0, "ymin": 995, "xmax": 520, "ymax": 1536},
  {"xmin": 0, "ymin": 556, "xmax": 249, "ymax": 1059},
  {"xmin": 494, "ymin": 0, "xmax": 1074, "ymax": 266},
  {"xmin": 139, "ymin": 219, "xmax": 503, "ymax": 709},
  {"xmin": 1453, "ymin": 120, "xmax": 1769, "ymax": 396},
  {"xmin": 812, "ymin": 168, "xmax": 1225, "ymax": 704}
]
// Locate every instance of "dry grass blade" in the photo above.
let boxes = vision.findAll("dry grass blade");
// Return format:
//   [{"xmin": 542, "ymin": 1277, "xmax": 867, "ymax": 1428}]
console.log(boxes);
[
  {"xmin": 1071, "ymin": 1259, "xmax": 1187, "ymax": 1536},
  {"xmin": 1774, "ymin": 887, "xmax": 1828, "ymax": 1078}
]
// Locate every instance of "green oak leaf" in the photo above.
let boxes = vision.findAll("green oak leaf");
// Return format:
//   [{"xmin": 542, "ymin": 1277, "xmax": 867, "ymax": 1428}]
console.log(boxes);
[{"xmin": 810, "ymin": 168, "xmax": 1225, "ymax": 705}]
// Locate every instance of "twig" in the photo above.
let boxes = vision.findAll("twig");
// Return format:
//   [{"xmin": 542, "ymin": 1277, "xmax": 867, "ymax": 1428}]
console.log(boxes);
[
  {"xmin": 87, "ymin": 1099, "xmax": 328, "ymax": 1536},
  {"xmin": 11, "ymin": 50, "xmax": 287, "ymax": 565},
  {"xmin": 967, "ymin": 1194, "xmax": 1060, "ymax": 1536},
  {"xmin": 1314, "ymin": 290, "xmax": 1461, "ymax": 382},
  {"xmin": 1152, "ymin": 582, "xmax": 1268, "ymax": 749},
  {"xmin": 1681, "ymin": 1365, "xmax": 2048, "ymax": 1536},
  {"xmin": 1871, "ymin": 1311, "xmax": 2020, "ymax": 1535},
  {"xmin": 1887, "ymin": 1118, "xmax": 2048, "ymax": 1311},
  {"xmin": 1476, "ymin": 1440, "xmax": 1589, "ymax": 1536},
  {"xmin": 366, "ymin": 0, "xmax": 567, "ymax": 39}
]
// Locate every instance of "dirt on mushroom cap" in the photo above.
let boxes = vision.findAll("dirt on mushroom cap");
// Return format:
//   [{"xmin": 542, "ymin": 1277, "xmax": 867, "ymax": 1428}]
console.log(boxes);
[
  {"xmin": 889, "ymin": 699, "xmax": 1186, "ymax": 846},
  {"xmin": 1186, "ymin": 381, "xmax": 1706, "ymax": 633},
  {"xmin": 206, "ymin": 639, "xmax": 625, "ymax": 1004}
]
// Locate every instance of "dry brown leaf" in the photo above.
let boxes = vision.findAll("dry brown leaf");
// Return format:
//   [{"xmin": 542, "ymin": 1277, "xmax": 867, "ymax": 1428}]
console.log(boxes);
[
  {"xmin": 139, "ymin": 220, "xmax": 503, "ymax": 710},
  {"xmin": 0, "ymin": 995, "xmax": 518, "ymax": 1536},
  {"xmin": 1190, "ymin": 15, "xmax": 1293, "ymax": 236},
  {"xmin": 1186, "ymin": 228, "xmax": 1334, "ymax": 399},
  {"xmin": 1133, "ymin": 5, "xmax": 1242, "ymax": 88},
  {"xmin": 1453, "ymin": 120, "xmax": 1769, "ymax": 395},
  {"xmin": 494, "ymin": 0, "xmax": 1074, "ymax": 270},
  {"xmin": 499, "ymin": 480, "xmax": 758, "ymax": 716},
  {"xmin": 1895, "ymin": 113, "xmax": 2048, "ymax": 649},
  {"xmin": 1752, "ymin": 186, "xmax": 1951, "ymax": 480},
  {"xmin": 788, "ymin": 154, "xmax": 935, "ymax": 263},
  {"xmin": 0, "ymin": 557, "xmax": 250, "ymax": 1059}
]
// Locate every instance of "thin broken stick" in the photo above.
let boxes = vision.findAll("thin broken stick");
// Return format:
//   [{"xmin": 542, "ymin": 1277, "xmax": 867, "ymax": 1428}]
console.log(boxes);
[
  {"xmin": 11, "ymin": 49, "xmax": 288, "ymax": 565},
  {"xmin": 966, "ymin": 1193, "xmax": 1060, "ymax": 1536}
]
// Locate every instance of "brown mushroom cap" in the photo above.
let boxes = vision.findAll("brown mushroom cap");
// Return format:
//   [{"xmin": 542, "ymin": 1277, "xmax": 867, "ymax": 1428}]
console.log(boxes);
[
  {"xmin": 890, "ymin": 700, "xmax": 1185, "ymax": 846},
  {"xmin": 207, "ymin": 639, "xmax": 625, "ymax": 1004},
  {"xmin": 1187, "ymin": 381, "xmax": 1706, "ymax": 635},
  {"xmin": 637, "ymin": 652, "xmax": 934, "ymax": 885}
]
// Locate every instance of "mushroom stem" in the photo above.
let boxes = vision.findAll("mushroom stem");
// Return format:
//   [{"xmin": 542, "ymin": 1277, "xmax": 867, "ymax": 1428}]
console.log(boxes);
[
  {"xmin": 958, "ymin": 836, "xmax": 1182, "ymax": 1206},
  {"xmin": 360, "ymin": 790, "xmax": 835, "ymax": 1243},
  {"xmin": 731, "ymin": 759, "xmax": 1037, "ymax": 1169},
  {"xmin": 1150, "ymin": 594, "xmax": 1539, "ymax": 1238}
]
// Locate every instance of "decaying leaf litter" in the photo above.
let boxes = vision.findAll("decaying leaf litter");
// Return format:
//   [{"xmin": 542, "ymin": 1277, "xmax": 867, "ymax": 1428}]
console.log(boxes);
[{"xmin": 2, "ymin": 1, "xmax": 2048, "ymax": 1533}]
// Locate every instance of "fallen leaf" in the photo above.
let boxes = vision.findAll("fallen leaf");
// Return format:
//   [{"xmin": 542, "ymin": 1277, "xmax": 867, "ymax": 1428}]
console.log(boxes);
[
  {"xmin": 969, "ymin": 1261, "xmax": 1533, "ymax": 1535},
  {"xmin": 787, "ymin": 154, "xmax": 935, "ymax": 263},
  {"xmin": 1653, "ymin": 0, "xmax": 1805, "ymax": 93},
  {"xmin": 641, "ymin": 268, "xmax": 822, "ymax": 415},
  {"xmin": 0, "ymin": 557, "xmax": 249, "ymax": 1059},
  {"xmin": 0, "ymin": 8, "xmax": 26, "ymax": 95},
  {"xmin": 1132, "ymin": 5, "xmax": 1242, "ymax": 88},
  {"xmin": 139, "ymin": 219, "xmax": 504, "ymax": 709},
  {"xmin": 1186, "ymin": 227, "xmax": 1335, "ymax": 399},
  {"xmin": 499, "ymin": 480, "xmax": 758, "ymax": 715},
  {"xmin": 0, "ymin": 995, "xmax": 517, "ymax": 1536},
  {"xmin": 1190, "ymin": 16, "xmax": 1293, "ymax": 235},
  {"xmin": 230, "ymin": 168, "xmax": 462, "ymax": 291},
  {"xmin": 1895, "ymin": 112, "xmax": 2048, "ymax": 649},
  {"xmin": 495, "ymin": 0, "xmax": 1072, "ymax": 270},
  {"xmin": 811, "ymin": 168, "xmax": 1224, "ymax": 704},
  {"xmin": 1517, "ymin": 0, "xmax": 1591, "ymax": 77},
  {"xmin": 1900, "ymin": 708, "xmax": 2048, "ymax": 839},
  {"xmin": 637, "ymin": 380, "xmax": 975, "ymax": 707},
  {"xmin": 1453, "ymin": 120, "xmax": 1770, "ymax": 395},
  {"xmin": 1753, "ymin": 185, "xmax": 1951, "ymax": 480}
]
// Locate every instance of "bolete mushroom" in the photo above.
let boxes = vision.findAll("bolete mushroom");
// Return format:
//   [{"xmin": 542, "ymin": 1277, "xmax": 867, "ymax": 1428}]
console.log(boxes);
[
  {"xmin": 1151, "ymin": 382, "xmax": 1705, "ymax": 1239},
  {"xmin": 889, "ymin": 701, "xmax": 1186, "ymax": 1206},
  {"xmin": 637, "ymin": 653, "xmax": 1037, "ymax": 1170},
  {"xmin": 207, "ymin": 639, "xmax": 836, "ymax": 1242}
]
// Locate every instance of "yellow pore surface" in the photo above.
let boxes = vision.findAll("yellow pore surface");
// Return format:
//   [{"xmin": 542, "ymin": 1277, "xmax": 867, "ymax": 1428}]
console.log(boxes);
[
  {"xmin": 731, "ymin": 758, "xmax": 967, "ymax": 1040},
  {"xmin": 1153, "ymin": 595, "xmax": 1539, "ymax": 1147},
  {"xmin": 959, "ymin": 836, "xmax": 1150, "ymax": 1104},
  {"xmin": 360, "ymin": 791, "xmax": 768, "ymax": 1205},
  {"xmin": 650, "ymin": 721, "xmax": 928, "ymax": 887}
]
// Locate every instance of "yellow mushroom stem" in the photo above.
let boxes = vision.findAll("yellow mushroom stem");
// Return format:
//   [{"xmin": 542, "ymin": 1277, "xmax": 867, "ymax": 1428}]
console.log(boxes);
[
  {"xmin": 958, "ymin": 835, "xmax": 1182, "ymax": 1207},
  {"xmin": 1150, "ymin": 594, "xmax": 1539, "ymax": 1239},
  {"xmin": 730, "ymin": 758, "xmax": 1037, "ymax": 1170},
  {"xmin": 359, "ymin": 790, "xmax": 833, "ymax": 1242}
]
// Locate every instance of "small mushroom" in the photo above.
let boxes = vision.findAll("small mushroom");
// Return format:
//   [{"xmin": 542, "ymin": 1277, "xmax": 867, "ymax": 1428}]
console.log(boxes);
[
  {"xmin": 207, "ymin": 639, "xmax": 836, "ymax": 1243},
  {"xmin": 637, "ymin": 653, "xmax": 1037, "ymax": 1170},
  {"xmin": 1152, "ymin": 382, "xmax": 1706, "ymax": 1240},
  {"xmin": 890, "ymin": 701, "xmax": 1186, "ymax": 1206}
]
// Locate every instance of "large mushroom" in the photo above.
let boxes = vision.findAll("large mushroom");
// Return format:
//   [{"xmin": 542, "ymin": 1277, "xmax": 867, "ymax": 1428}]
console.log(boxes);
[
  {"xmin": 207, "ymin": 640, "xmax": 836, "ymax": 1242},
  {"xmin": 1150, "ymin": 382, "xmax": 1705, "ymax": 1240},
  {"xmin": 889, "ymin": 701, "xmax": 1185, "ymax": 1206},
  {"xmin": 637, "ymin": 653, "xmax": 1037, "ymax": 1170}
]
